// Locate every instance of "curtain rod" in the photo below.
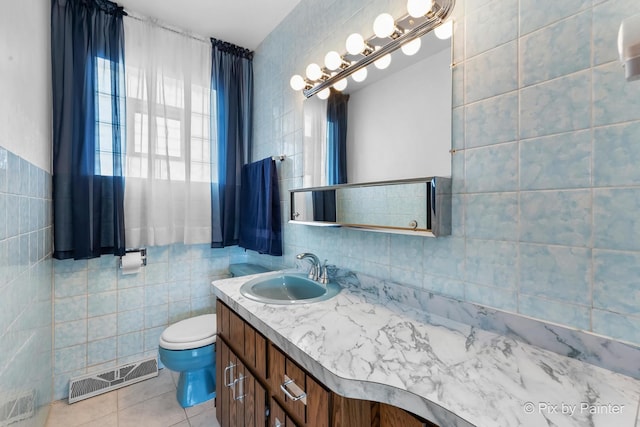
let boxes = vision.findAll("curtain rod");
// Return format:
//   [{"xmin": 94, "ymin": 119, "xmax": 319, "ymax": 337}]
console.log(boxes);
[{"xmin": 123, "ymin": 11, "xmax": 210, "ymax": 44}]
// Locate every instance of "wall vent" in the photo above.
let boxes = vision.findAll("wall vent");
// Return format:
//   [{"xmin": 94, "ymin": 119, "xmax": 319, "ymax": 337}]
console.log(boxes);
[
  {"xmin": 68, "ymin": 357, "xmax": 158, "ymax": 404},
  {"xmin": 0, "ymin": 390, "xmax": 36, "ymax": 426}
]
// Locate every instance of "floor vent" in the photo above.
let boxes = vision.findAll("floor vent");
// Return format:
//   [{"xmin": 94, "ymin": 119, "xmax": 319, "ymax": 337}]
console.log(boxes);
[
  {"xmin": 68, "ymin": 357, "xmax": 158, "ymax": 404},
  {"xmin": 0, "ymin": 389, "xmax": 36, "ymax": 426}
]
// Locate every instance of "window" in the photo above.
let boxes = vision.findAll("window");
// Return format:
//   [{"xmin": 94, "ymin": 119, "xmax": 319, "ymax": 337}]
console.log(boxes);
[
  {"xmin": 124, "ymin": 69, "xmax": 214, "ymax": 183},
  {"xmin": 95, "ymin": 57, "xmax": 125, "ymax": 176},
  {"xmin": 94, "ymin": 59, "xmax": 215, "ymax": 184}
]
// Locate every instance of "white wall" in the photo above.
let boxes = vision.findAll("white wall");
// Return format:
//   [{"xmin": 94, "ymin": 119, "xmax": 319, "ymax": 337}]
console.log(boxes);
[
  {"xmin": 347, "ymin": 47, "xmax": 452, "ymax": 183},
  {"xmin": 0, "ymin": 0, "xmax": 52, "ymax": 172}
]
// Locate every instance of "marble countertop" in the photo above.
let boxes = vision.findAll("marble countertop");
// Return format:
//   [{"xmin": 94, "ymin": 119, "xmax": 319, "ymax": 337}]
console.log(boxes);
[{"xmin": 212, "ymin": 272, "xmax": 640, "ymax": 427}]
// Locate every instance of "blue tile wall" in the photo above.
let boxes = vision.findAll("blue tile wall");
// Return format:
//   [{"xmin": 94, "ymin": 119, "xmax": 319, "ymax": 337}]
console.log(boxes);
[
  {"xmin": 465, "ymin": 142, "xmax": 518, "ymax": 192},
  {"xmin": 465, "ymin": 0, "xmax": 518, "ymax": 58},
  {"xmin": 464, "ymin": 41, "xmax": 518, "ymax": 103},
  {"xmin": 51, "ymin": 244, "xmax": 246, "ymax": 400},
  {"xmin": 519, "ymin": 11, "xmax": 591, "ymax": 87},
  {"xmin": 519, "ymin": 71, "xmax": 592, "ymax": 139},
  {"xmin": 519, "ymin": 130, "xmax": 592, "ymax": 190},
  {"xmin": 464, "ymin": 93, "xmax": 518, "ymax": 149},
  {"xmin": 0, "ymin": 146, "xmax": 53, "ymax": 422},
  {"xmin": 519, "ymin": 190, "xmax": 592, "ymax": 247},
  {"xmin": 594, "ymin": 121, "xmax": 640, "ymax": 186},
  {"xmin": 248, "ymin": 0, "xmax": 640, "ymax": 348},
  {"xmin": 519, "ymin": 244, "xmax": 591, "ymax": 306},
  {"xmin": 519, "ymin": 0, "xmax": 591, "ymax": 36}
]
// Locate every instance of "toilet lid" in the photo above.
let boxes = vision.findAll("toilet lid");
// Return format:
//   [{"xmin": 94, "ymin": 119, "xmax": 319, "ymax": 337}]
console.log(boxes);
[{"xmin": 159, "ymin": 314, "xmax": 216, "ymax": 350}]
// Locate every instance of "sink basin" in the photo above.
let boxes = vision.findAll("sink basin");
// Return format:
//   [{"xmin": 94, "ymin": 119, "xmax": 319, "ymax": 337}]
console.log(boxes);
[{"xmin": 240, "ymin": 272, "xmax": 341, "ymax": 304}]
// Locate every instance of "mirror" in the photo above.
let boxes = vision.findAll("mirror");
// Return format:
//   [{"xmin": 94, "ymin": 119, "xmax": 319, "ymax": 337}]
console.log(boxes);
[{"xmin": 302, "ymin": 31, "xmax": 452, "ymax": 187}]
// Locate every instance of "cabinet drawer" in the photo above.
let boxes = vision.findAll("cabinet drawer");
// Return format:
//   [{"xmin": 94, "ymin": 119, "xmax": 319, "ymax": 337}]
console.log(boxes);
[{"xmin": 269, "ymin": 344, "xmax": 329, "ymax": 427}]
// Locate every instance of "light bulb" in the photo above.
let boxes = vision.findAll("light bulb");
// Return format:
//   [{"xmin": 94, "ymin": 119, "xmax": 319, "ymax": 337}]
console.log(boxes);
[
  {"xmin": 407, "ymin": 0, "xmax": 434, "ymax": 18},
  {"xmin": 324, "ymin": 51, "xmax": 343, "ymax": 70},
  {"xmin": 317, "ymin": 88, "xmax": 331, "ymax": 100},
  {"xmin": 346, "ymin": 33, "xmax": 365, "ymax": 55},
  {"xmin": 401, "ymin": 38, "xmax": 421, "ymax": 56},
  {"xmin": 373, "ymin": 13, "xmax": 395, "ymax": 39},
  {"xmin": 333, "ymin": 78, "xmax": 348, "ymax": 91},
  {"xmin": 435, "ymin": 20, "xmax": 453, "ymax": 40},
  {"xmin": 374, "ymin": 53, "xmax": 392, "ymax": 70},
  {"xmin": 306, "ymin": 63, "xmax": 323, "ymax": 81},
  {"xmin": 290, "ymin": 75, "xmax": 306, "ymax": 91},
  {"xmin": 352, "ymin": 67, "xmax": 368, "ymax": 82}
]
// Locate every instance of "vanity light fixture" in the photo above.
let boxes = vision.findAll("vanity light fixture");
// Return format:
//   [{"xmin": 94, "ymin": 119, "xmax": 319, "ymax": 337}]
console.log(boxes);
[
  {"xmin": 317, "ymin": 88, "xmax": 331, "ymax": 99},
  {"xmin": 305, "ymin": 63, "xmax": 324, "ymax": 81},
  {"xmin": 346, "ymin": 33, "xmax": 373, "ymax": 56},
  {"xmin": 407, "ymin": 0, "xmax": 435, "ymax": 18},
  {"xmin": 352, "ymin": 67, "xmax": 368, "ymax": 82},
  {"xmin": 434, "ymin": 19, "xmax": 453, "ymax": 40},
  {"xmin": 289, "ymin": 0, "xmax": 455, "ymax": 98},
  {"xmin": 373, "ymin": 13, "xmax": 397, "ymax": 39},
  {"xmin": 333, "ymin": 77, "xmax": 348, "ymax": 91},
  {"xmin": 374, "ymin": 53, "xmax": 392, "ymax": 70},
  {"xmin": 325, "ymin": 51, "xmax": 348, "ymax": 71},
  {"xmin": 401, "ymin": 37, "xmax": 422, "ymax": 56},
  {"xmin": 289, "ymin": 74, "xmax": 307, "ymax": 91}
]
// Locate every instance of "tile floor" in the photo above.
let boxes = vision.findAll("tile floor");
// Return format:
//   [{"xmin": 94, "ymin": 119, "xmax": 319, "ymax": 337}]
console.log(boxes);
[{"xmin": 45, "ymin": 369, "xmax": 220, "ymax": 427}]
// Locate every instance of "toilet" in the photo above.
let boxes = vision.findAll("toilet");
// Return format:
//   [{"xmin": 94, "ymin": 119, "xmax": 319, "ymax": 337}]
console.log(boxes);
[{"xmin": 158, "ymin": 314, "xmax": 217, "ymax": 408}]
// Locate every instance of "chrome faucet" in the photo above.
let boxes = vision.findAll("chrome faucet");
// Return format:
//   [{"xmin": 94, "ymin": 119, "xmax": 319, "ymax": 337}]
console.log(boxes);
[{"xmin": 296, "ymin": 253, "xmax": 321, "ymax": 281}]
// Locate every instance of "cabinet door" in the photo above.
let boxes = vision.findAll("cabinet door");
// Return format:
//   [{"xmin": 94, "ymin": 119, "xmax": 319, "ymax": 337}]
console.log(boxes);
[
  {"xmin": 244, "ymin": 319, "xmax": 268, "ymax": 379},
  {"xmin": 217, "ymin": 339, "xmax": 235, "ymax": 427},
  {"xmin": 229, "ymin": 308, "xmax": 246, "ymax": 355},
  {"xmin": 332, "ymin": 395, "xmax": 370, "ymax": 427},
  {"xmin": 269, "ymin": 344, "xmax": 329, "ymax": 427},
  {"xmin": 217, "ymin": 300, "xmax": 267, "ymax": 381},
  {"xmin": 217, "ymin": 299, "xmax": 230, "ymax": 338},
  {"xmin": 217, "ymin": 338, "xmax": 267, "ymax": 427},
  {"xmin": 379, "ymin": 403, "xmax": 433, "ymax": 427},
  {"xmin": 270, "ymin": 397, "xmax": 299, "ymax": 427},
  {"xmin": 236, "ymin": 364, "xmax": 267, "ymax": 427}
]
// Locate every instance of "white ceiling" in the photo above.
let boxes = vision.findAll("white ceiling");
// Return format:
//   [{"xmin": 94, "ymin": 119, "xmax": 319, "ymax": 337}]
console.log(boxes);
[{"xmin": 117, "ymin": 0, "xmax": 301, "ymax": 50}]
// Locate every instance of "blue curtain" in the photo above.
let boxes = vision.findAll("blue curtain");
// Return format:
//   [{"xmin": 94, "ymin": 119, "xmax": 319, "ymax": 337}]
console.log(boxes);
[
  {"xmin": 238, "ymin": 158, "xmax": 282, "ymax": 256},
  {"xmin": 51, "ymin": 0, "xmax": 127, "ymax": 260},
  {"xmin": 210, "ymin": 38, "xmax": 253, "ymax": 248},
  {"xmin": 326, "ymin": 90, "xmax": 350, "ymax": 185},
  {"xmin": 312, "ymin": 190, "xmax": 336, "ymax": 222}
]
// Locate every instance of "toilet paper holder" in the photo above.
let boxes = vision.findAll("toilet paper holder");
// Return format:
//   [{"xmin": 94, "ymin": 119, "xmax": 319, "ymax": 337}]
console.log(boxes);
[{"xmin": 119, "ymin": 248, "xmax": 147, "ymax": 269}]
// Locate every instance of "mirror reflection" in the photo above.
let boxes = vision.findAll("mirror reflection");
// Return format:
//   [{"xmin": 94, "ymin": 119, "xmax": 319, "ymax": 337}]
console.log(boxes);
[
  {"xmin": 292, "ymin": 181, "xmax": 429, "ymax": 231},
  {"xmin": 289, "ymin": 176, "xmax": 452, "ymax": 237},
  {"xmin": 302, "ymin": 32, "xmax": 452, "ymax": 188}
]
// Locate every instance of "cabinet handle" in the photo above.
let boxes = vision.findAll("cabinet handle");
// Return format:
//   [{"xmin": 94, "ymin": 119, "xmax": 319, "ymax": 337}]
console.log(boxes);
[
  {"xmin": 234, "ymin": 374, "xmax": 246, "ymax": 401},
  {"xmin": 280, "ymin": 378, "xmax": 307, "ymax": 402},
  {"xmin": 224, "ymin": 363, "xmax": 236, "ymax": 387}
]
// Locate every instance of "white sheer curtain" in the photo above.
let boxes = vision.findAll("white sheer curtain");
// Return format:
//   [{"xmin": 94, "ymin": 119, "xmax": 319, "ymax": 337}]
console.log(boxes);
[
  {"xmin": 302, "ymin": 96, "xmax": 327, "ymax": 187},
  {"xmin": 123, "ymin": 17, "xmax": 214, "ymax": 247}
]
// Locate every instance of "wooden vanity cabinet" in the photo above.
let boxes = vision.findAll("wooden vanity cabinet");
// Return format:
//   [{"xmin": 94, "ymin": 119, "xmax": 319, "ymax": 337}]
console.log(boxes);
[{"xmin": 216, "ymin": 300, "xmax": 437, "ymax": 427}]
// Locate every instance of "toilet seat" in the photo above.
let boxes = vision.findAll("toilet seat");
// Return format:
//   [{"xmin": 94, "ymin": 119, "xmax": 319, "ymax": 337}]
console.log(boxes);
[{"xmin": 160, "ymin": 314, "xmax": 217, "ymax": 350}]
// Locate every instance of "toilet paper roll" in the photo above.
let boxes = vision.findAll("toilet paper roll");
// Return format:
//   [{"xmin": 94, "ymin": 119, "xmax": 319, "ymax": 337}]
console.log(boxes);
[{"xmin": 121, "ymin": 252, "xmax": 143, "ymax": 275}]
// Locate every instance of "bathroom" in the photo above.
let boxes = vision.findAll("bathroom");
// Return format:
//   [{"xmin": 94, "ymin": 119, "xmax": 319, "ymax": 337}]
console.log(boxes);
[{"xmin": 1, "ymin": 0, "xmax": 640, "ymax": 426}]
